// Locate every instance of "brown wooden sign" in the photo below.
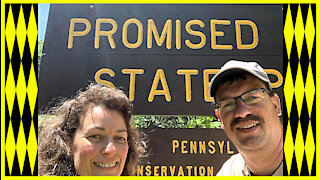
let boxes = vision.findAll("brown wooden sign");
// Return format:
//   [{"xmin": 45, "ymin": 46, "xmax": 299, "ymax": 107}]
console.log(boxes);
[
  {"xmin": 39, "ymin": 4, "xmax": 283, "ymax": 115},
  {"xmin": 138, "ymin": 128, "xmax": 238, "ymax": 176}
]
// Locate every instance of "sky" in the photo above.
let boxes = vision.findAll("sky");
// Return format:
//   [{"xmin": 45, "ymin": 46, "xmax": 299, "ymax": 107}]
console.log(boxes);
[{"xmin": 38, "ymin": 4, "xmax": 50, "ymax": 41}]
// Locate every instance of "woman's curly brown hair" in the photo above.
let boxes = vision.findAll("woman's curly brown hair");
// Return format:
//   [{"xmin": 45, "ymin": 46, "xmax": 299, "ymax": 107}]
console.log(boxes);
[{"xmin": 38, "ymin": 83, "xmax": 146, "ymax": 176}]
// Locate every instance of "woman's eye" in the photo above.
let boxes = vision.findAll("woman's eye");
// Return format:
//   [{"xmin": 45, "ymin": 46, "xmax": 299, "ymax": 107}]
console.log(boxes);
[
  {"xmin": 115, "ymin": 136, "xmax": 127, "ymax": 143},
  {"xmin": 87, "ymin": 135, "xmax": 103, "ymax": 141}
]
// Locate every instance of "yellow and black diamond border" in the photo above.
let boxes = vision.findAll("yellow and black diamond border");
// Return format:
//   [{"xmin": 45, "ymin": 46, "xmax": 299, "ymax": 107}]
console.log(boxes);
[
  {"xmin": 1, "ymin": 0, "xmax": 319, "ymax": 178},
  {"xmin": 3, "ymin": 3, "xmax": 38, "ymax": 176},
  {"xmin": 283, "ymin": 4, "xmax": 316, "ymax": 176}
]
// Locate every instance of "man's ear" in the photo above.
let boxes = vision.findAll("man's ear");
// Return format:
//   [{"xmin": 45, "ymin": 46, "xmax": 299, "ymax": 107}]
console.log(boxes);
[
  {"xmin": 215, "ymin": 109, "xmax": 221, "ymax": 119},
  {"xmin": 271, "ymin": 93, "xmax": 282, "ymax": 117},
  {"xmin": 215, "ymin": 109, "xmax": 224, "ymax": 129}
]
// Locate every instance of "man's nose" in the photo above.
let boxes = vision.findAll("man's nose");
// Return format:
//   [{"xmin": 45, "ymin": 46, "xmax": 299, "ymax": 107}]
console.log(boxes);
[{"xmin": 233, "ymin": 98, "xmax": 251, "ymax": 118}]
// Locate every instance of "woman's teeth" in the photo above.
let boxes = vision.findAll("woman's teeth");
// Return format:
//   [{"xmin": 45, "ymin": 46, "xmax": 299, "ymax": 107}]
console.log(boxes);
[{"xmin": 94, "ymin": 162, "xmax": 116, "ymax": 168}]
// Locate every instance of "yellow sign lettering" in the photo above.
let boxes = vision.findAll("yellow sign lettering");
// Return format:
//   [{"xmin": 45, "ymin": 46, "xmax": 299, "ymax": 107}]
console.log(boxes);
[
  {"xmin": 227, "ymin": 141, "xmax": 235, "ymax": 154},
  {"xmin": 185, "ymin": 20, "xmax": 206, "ymax": 49},
  {"xmin": 95, "ymin": 18, "xmax": 117, "ymax": 49},
  {"xmin": 122, "ymin": 18, "xmax": 143, "ymax": 48},
  {"xmin": 122, "ymin": 69, "xmax": 144, "ymax": 101},
  {"xmin": 203, "ymin": 69, "xmax": 219, "ymax": 102},
  {"xmin": 210, "ymin": 19, "xmax": 232, "ymax": 50},
  {"xmin": 172, "ymin": 140, "xmax": 179, "ymax": 153},
  {"xmin": 199, "ymin": 141, "xmax": 206, "ymax": 154},
  {"xmin": 147, "ymin": 19, "xmax": 172, "ymax": 49},
  {"xmin": 177, "ymin": 69, "xmax": 199, "ymax": 102},
  {"xmin": 148, "ymin": 69, "xmax": 171, "ymax": 102},
  {"xmin": 161, "ymin": 166, "xmax": 167, "ymax": 176},
  {"xmin": 181, "ymin": 140, "xmax": 188, "ymax": 154},
  {"xmin": 94, "ymin": 68, "xmax": 115, "ymax": 88},
  {"xmin": 217, "ymin": 141, "xmax": 224, "ymax": 154},
  {"xmin": 176, "ymin": 19, "xmax": 181, "ymax": 49},
  {"xmin": 208, "ymin": 141, "xmax": 216, "ymax": 154},
  {"xmin": 235, "ymin": 20, "xmax": 259, "ymax": 49},
  {"xmin": 68, "ymin": 18, "xmax": 91, "ymax": 49},
  {"xmin": 145, "ymin": 165, "xmax": 152, "ymax": 176}
]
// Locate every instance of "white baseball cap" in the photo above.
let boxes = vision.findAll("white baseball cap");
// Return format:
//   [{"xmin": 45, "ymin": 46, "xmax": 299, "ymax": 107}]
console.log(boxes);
[{"xmin": 209, "ymin": 60, "xmax": 271, "ymax": 103}]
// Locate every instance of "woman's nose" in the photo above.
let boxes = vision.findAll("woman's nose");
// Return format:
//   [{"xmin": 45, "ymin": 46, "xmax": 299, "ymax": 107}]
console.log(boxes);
[{"xmin": 101, "ymin": 141, "xmax": 117, "ymax": 155}]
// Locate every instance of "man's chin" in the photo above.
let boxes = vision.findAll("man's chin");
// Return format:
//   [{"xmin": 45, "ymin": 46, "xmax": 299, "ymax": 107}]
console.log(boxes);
[{"xmin": 237, "ymin": 137, "xmax": 266, "ymax": 151}]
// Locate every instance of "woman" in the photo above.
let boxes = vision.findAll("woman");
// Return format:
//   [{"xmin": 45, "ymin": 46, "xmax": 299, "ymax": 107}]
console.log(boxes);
[{"xmin": 38, "ymin": 83, "xmax": 146, "ymax": 176}]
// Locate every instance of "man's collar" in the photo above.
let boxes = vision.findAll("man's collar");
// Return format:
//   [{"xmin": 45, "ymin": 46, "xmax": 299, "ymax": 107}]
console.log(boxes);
[{"xmin": 242, "ymin": 161, "xmax": 283, "ymax": 176}]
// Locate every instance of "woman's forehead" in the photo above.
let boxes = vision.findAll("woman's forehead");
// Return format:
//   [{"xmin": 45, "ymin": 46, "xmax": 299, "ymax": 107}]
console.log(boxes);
[{"xmin": 80, "ymin": 106, "xmax": 127, "ymax": 129}]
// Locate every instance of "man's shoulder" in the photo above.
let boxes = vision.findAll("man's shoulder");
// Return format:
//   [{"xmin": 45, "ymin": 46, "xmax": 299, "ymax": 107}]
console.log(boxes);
[{"xmin": 216, "ymin": 153, "xmax": 246, "ymax": 176}]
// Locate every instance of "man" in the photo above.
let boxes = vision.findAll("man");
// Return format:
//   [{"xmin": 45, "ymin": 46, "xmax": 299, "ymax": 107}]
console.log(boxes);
[{"xmin": 209, "ymin": 60, "xmax": 283, "ymax": 176}]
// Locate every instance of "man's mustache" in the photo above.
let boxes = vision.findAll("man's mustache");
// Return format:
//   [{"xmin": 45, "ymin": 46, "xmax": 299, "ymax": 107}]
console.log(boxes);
[{"xmin": 231, "ymin": 114, "xmax": 264, "ymax": 129}]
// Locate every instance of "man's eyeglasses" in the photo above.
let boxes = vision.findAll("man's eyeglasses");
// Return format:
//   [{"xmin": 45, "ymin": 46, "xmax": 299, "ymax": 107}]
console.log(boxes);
[{"xmin": 213, "ymin": 88, "xmax": 270, "ymax": 115}]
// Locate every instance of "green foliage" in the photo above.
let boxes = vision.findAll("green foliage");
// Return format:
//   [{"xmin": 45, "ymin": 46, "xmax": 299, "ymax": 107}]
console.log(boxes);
[
  {"xmin": 38, "ymin": 114, "xmax": 55, "ymax": 131},
  {"xmin": 133, "ymin": 115, "xmax": 221, "ymax": 129},
  {"xmin": 38, "ymin": 40, "xmax": 44, "ymax": 72},
  {"xmin": 39, "ymin": 114, "xmax": 221, "ymax": 129}
]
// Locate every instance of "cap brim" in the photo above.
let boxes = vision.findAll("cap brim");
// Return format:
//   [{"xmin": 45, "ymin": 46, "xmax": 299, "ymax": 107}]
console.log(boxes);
[{"xmin": 209, "ymin": 68, "xmax": 271, "ymax": 103}]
